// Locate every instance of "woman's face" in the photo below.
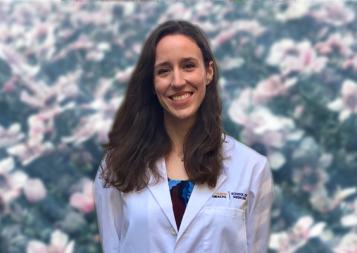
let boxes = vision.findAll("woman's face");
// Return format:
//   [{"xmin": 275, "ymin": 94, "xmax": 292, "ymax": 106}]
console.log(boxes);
[{"xmin": 154, "ymin": 34, "xmax": 213, "ymax": 125}]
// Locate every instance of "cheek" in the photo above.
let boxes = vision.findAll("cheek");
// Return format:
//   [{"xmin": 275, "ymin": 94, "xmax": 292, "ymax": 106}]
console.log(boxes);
[
  {"xmin": 154, "ymin": 82, "xmax": 168, "ymax": 108},
  {"xmin": 195, "ymin": 79, "xmax": 208, "ymax": 93},
  {"xmin": 154, "ymin": 79, "xmax": 167, "ymax": 95},
  {"xmin": 190, "ymin": 73, "xmax": 207, "ymax": 88}
]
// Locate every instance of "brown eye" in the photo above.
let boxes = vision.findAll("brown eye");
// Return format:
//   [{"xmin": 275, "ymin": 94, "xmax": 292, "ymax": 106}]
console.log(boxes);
[
  {"xmin": 183, "ymin": 62, "xmax": 195, "ymax": 70},
  {"xmin": 157, "ymin": 68, "xmax": 170, "ymax": 75}
]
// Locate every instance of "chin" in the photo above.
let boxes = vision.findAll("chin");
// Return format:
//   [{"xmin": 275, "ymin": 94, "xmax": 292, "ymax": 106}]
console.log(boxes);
[{"xmin": 166, "ymin": 109, "xmax": 197, "ymax": 122}]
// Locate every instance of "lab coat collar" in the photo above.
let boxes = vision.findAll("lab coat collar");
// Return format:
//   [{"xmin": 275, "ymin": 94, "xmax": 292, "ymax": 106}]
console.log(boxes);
[
  {"xmin": 146, "ymin": 157, "xmax": 228, "ymax": 241},
  {"xmin": 147, "ymin": 157, "xmax": 178, "ymax": 232},
  {"xmin": 177, "ymin": 164, "xmax": 228, "ymax": 242}
]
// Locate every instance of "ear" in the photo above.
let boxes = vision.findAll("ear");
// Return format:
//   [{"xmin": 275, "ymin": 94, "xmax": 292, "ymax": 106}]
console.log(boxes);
[{"xmin": 206, "ymin": 61, "xmax": 214, "ymax": 85}]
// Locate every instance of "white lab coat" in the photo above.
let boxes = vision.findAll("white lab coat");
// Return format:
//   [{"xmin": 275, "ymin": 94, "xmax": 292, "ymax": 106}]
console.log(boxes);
[{"xmin": 94, "ymin": 135, "xmax": 274, "ymax": 253}]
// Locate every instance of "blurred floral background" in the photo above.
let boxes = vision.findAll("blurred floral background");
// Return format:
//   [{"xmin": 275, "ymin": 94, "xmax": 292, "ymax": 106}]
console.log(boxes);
[{"xmin": 0, "ymin": 0, "xmax": 357, "ymax": 252}]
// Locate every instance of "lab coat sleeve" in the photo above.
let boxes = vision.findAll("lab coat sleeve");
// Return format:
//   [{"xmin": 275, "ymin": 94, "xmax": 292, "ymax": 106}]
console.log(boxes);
[
  {"xmin": 94, "ymin": 162, "xmax": 122, "ymax": 253},
  {"xmin": 246, "ymin": 158, "xmax": 274, "ymax": 253}
]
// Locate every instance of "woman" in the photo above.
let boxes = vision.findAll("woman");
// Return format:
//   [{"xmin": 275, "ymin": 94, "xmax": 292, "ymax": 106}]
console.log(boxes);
[{"xmin": 94, "ymin": 20, "xmax": 274, "ymax": 253}]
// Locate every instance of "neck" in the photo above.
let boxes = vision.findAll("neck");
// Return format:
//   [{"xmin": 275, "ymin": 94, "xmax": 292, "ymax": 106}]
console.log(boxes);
[{"xmin": 164, "ymin": 113, "xmax": 196, "ymax": 153}]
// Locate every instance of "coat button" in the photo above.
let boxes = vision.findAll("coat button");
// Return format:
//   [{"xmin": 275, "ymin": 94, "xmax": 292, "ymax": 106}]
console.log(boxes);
[{"xmin": 170, "ymin": 228, "xmax": 177, "ymax": 236}]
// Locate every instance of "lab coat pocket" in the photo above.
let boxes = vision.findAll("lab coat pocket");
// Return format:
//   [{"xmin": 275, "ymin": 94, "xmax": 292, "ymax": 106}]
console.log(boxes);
[
  {"xmin": 202, "ymin": 207, "xmax": 248, "ymax": 253},
  {"xmin": 119, "ymin": 242, "xmax": 135, "ymax": 253},
  {"xmin": 203, "ymin": 206, "xmax": 244, "ymax": 217}
]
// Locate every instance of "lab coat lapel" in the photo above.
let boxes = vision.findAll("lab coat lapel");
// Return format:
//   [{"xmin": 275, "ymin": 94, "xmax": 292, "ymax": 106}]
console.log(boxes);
[
  {"xmin": 177, "ymin": 167, "xmax": 228, "ymax": 241},
  {"xmin": 147, "ymin": 158, "xmax": 178, "ymax": 233}
]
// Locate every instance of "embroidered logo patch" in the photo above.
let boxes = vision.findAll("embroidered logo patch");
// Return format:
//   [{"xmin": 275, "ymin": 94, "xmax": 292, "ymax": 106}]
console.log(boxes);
[
  {"xmin": 212, "ymin": 191, "xmax": 248, "ymax": 200},
  {"xmin": 230, "ymin": 192, "xmax": 248, "ymax": 200},
  {"xmin": 212, "ymin": 192, "xmax": 228, "ymax": 199}
]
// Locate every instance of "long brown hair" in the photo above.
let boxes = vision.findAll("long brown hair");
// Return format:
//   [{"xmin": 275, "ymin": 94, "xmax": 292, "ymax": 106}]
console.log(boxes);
[{"xmin": 101, "ymin": 20, "xmax": 225, "ymax": 192}]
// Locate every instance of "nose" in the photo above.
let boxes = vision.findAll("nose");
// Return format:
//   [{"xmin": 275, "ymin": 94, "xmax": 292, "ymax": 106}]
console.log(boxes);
[{"xmin": 171, "ymin": 68, "xmax": 185, "ymax": 88}]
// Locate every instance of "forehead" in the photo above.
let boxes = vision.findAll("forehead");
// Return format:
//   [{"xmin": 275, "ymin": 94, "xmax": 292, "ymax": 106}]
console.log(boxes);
[{"xmin": 155, "ymin": 34, "xmax": 203, "ymax": 63}]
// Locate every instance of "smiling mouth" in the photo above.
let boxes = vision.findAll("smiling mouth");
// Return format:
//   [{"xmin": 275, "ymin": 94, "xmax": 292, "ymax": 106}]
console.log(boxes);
[{"xmin": 169, "ymin": 92, "xmax": 193, "ymax": 101}]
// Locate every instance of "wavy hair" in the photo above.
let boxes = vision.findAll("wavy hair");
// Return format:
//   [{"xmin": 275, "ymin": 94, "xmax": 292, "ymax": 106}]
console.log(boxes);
[{"xmin": 101, "ymin": 20, "xmax": 225, "ymax": 192}]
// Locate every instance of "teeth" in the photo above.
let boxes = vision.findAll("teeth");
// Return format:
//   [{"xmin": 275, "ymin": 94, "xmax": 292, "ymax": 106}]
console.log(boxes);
[{"xmin": 172, "ymin": 93, "xmax": 191, "ymax": 101}]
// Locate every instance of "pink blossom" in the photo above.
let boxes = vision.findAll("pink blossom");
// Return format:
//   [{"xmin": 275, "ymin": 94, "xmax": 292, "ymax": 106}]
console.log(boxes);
[
  {"xmin": 219, "ymin": 56, "xmax": 244, "ymax": 71},
  {"xmin": 24, "ymin": 178, "xmax": 47, "ymax": 203},
  {"xmin": 7, "ymin": 141, "xmax": 54, "ymax": 166},
  {"xmin": 0, "ymin": 157, "xmax": 15, "ymax": 175},
  {"xmin": 27, "ymin": 230, "xmax": 75, "ymax": 253},
  {"xmin": 311, "ymin": 1, "xmax": 355, "ymax": 27},
  {"xmin": 6, "ymin": 103, "xmax": 76, "ymax": 165},
  {"xmin": 193, "ymin": 2, "xmax": 214, "ymax": 19},
  {"xmin": 228, "ymin": 89, "xmax": 298, "ymax": 150},
  {"xmin": 71, "ymin": 9, "xmax": 112, "ymax": 26},
  {"xmin": 267, "ymin": 152, "xmax": 286, "ymax": 170},
  {"xmin": 132, "ymin": 42, "xmax": 142, "ymax": 55},
  {"xmin": 158, "ymin": 2, "xmax": 190, "ymax": 22},
  {"xmin": 69, "ymin": 179, "xmax": 94, "ymax": 214},
  {"xmin": 212, "ymin": 27, "xmax": 238, "ymax": 48},
  {"xmin": 86, "ymin": 51, "xmax": 104, "ymax": 62},
  {"xmin": 0, "ymin": 123, "xmax": 24, "ymax": 148},
  {"xmin": 2, "ymin": 75, "xmax": 18, "ymax": 93},
  {"xmin": 69, "ymin": 35, "xmax": 94, "ymax": 51},
  {"xmin": 253, "ymin": 75, "xmax": 297, "ymax": 103},
  {"xmin": 310, "ymin": 186, "xmax": 356, "ymax": 213},
  {"xmin": 121, "ymin": 2, "xmax": 135, "ymax": 16},
  {"xmin": 234, "ymin": 20, "xmax": 266, "ymax": 37},
  {"xmin": 61, "ymin": 111, "xmax": 111, "ymax": 145},
  {"xmin": 48, "ymin": 230, "xmax": 75, "ymax": 253},
  {"xmin": 20, "ymin": 90, "xmax": 47, "ymax": 108},
  {"xmin": 334, "ymin": 233, "xmax": 357, "ymax": 253},
  {"xmin": 198, "ymin": 20, "xmax": 217, "ymax": 34},
  {"xmin": 86, "ymin": 42, "xmax": 110, "ymax": 62},
  {"xmin": 93, "ymin": 78, "xmax": 112, "ymax": 99},
  {"xmin": 292, "ymin": 165, "xmax": 328, "ymax": 192},
  {"xmin": 0, "ymin": 45, "xmax": 41, "ymax": 93},
  {"xmin": 62, "ymin": 96, "xmax": 121, "ymax": 145},
  {"xmin": 267, "ymin": 39, "xmax": 327, "ymax": 75},
  {"xmin": 340, "ymin": 199, "xmax": 357, "ymax": 227},
  {"xmin": 28, "ymin": 115, "xmax": 47, "ymax": 145},
  {"xmin": 115, "ymin": 66, "xmax": 134, "ymax": 83},
  {"xmin": 270, "ymin": 216, "xmax": 325, "ymax": 252},
  {"xmin": 293, "ymin": 105, "xmax": 305, "ymax": 119},
  {"xmin": 54, "ymin": 36, "xmax": 93, "ymax": 61},
  {"xmin": 328, "ymin": 80, "xmax": 357, "ymax": 122},
  {"xmin": 342, "ymin": 55, "xmax": 357, "ymax": 72},
  {"xmin": 275, "ymin": 0, "xmax": 312, "ymax": 22},
  {"xmin": 315, "ymin": 33, "xmax": 353, "ymax": 56},
  {"xmin": 26, "ymin": 240, "xmax": 48, "ymax": 253},
  {"xmin": 51, "ymin": 71, "xmax": 80, "ymax": 103},
  {"xmin": 20, "ymin": 70, "xmax": 79, "ymax": 109},
  {"xmin": 341, "ymin": 81, "xmax": 357, "ymax": 110},
  {"xmin": 7, "ymin": 170, "xmax": 28, "ymax": 191},
  {"xmin": 57, "ymin": 29, "xmax": 74, "ymax": 40},
  {"xmin": 0, "ymin": 170, "xmax": 28, "ymax": 211},
  {"xmin": 33, "ymin": 23, "xmax": 48, "ymax": 39}
]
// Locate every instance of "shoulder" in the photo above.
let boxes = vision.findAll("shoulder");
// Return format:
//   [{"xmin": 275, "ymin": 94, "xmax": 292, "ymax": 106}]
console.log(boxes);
[
  {"xmin": 94, "ymin": 157, "xmax": 120, "ymax": 194},
  {"xmin": 223, "ymin": 135, "xmax": 266, "ymax": 163},
  {"xmin": 222, "ymin": 134, "xmax": 269, "ymax": 176}
]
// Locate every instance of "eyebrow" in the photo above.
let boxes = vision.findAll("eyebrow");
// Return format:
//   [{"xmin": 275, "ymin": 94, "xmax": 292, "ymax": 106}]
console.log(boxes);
[{"xmin": 154, "ymin": 57, "xmax": 198, "ymax": 69}]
